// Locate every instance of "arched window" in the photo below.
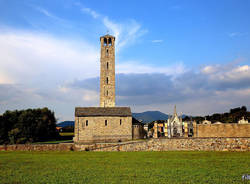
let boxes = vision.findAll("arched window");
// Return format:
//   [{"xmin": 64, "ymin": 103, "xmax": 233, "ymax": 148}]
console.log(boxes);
[
  {"xmin": 106, "ymin": 90, "xmax": 108, "ymax": 96},
  {"xmin": 107, "ymin": 62, "xmax": 109, "ymax": 69},
  {"xmin": 105, "ymin": 120, "xmax": 107, "ymax": 126},
  {"xmin": 104, "ymin": 38, "xmax": 107, "ymax": 46},
  {"xmin": 108, "ymin": 38, "xmax": 112, "ymax": 46},
  {"xmin": 120, "ymin": 119, "xmax": 122, "ymax": 125},
  {"xmin": 86, "ymin": 120, "xmax": 88, "ymax": 126},
  {"xmin": 106, "ymin": 49, "xmax": 108, "ymax": 56},
  {"xmin": 106, "ymin": 77, "xmax": 109, "ymax": 84}
]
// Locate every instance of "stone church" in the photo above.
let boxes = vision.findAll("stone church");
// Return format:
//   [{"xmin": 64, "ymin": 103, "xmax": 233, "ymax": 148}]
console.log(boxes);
[{"xmin": 74, "ymin": 34, "xmax": 133, "ymax": 143}]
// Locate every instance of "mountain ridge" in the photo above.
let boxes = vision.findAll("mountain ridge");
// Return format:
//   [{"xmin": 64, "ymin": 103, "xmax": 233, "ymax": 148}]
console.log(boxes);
[{"xmin": 132, "ymin": 111, "xmax": 169, "ymax": 123}]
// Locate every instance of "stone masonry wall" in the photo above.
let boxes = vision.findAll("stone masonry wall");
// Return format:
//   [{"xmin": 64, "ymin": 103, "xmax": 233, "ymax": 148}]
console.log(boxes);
[
  {"xmin": 196, "ymin": 124, "xmax": 250, "ymax": 137},
  {"xmin": 1, "ymin": 138, "xmax": 249, "ymax": 151},
  {"xmin": 75, "ymin": 137, "xmax": 250, "ymax": 152},
  {"xmin": 132, "ymin": 125, "xmax": 145, "ymax": 139},
  {"xmin": 0, "ymin": 143, "xmax": 75, "ymax": 151},
  {"xmin": 74, "ymin": 116, "xmax": 132, "ymax": 143}
]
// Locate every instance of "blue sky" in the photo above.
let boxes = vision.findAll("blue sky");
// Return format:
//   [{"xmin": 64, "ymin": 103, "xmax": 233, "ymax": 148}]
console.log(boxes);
[{"xmin": 0, "ymin": 0, "xmax": 250, "ymax": 121}]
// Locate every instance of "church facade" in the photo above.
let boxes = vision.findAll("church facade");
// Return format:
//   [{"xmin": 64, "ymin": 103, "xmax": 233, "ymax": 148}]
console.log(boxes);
[
  {"xmin": 152, "ymin": 106, "xmax": 195, "ymax": 138},
  {"xmin": 167, "ymin": 106, "xmax": 183, "ymax": 138},
  {"xmin": 74, "ymin": 34, "xmax": 133, "ymax": 143}
]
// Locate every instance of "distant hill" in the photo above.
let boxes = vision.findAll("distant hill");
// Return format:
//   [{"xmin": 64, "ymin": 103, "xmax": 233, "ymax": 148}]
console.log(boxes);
[
  {"xmin": 132, "ymin": 111, "xmax": 169, "ymax": 123},
  {"xmin": 57, "ymin": 121, "xmax": 74, "ymax": 127}
]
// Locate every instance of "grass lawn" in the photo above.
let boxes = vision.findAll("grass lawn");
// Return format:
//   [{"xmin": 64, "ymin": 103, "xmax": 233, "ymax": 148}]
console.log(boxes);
[
  {"xmin": 33, "ymin": 132, "xmax": 74, "ymax": 144},
  {"xmin": 33, "ymin": 140, "xmax": 73, "ymax": 144},
  {"xmin": 59, "ymin": 132, "xmax": 74, "ymax": 137},
  {"xmin": 0, "ymin": 151, "xmax": 249, "ymax": 184}
]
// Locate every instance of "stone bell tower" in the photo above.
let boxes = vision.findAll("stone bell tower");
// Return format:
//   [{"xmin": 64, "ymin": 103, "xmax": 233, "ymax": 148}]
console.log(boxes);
[{"xmin": 100, "ymin": 34, "xmax": 115, "ymax": 107}]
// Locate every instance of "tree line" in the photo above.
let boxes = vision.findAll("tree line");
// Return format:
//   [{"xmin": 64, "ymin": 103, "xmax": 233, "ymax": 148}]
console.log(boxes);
[
  {"xmin": 0, "ymin": 108, "xmax": 58, "ymax": 144},
  {"xmin": 183, "ymin": 106, "xmax": 250, "ymax": 123},
  {"xmin": 145, "ymin": 106, "xmax": 250, "ymax": 126}
]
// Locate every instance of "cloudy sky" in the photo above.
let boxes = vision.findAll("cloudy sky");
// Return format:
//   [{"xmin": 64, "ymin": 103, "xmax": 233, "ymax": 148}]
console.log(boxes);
[{"xmin": 0, "ymin": 0, "xmax": 250, "ymax": 121}]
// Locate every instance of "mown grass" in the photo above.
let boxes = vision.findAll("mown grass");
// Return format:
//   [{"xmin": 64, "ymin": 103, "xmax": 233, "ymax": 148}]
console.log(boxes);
[
  {"xmin": 0, "ymin": 151, "xmax": 249, "ymax": 184},
  {"xmin": 33, "ymin": 132, "xmax": 74, "ymax": 144},
  {"xmin": 33, "ymin": 140, "xmax": 73, "ymax": 144},
  {"xmin": 59, "ymin": 132, "xmax": 74, "ymax": 137}
]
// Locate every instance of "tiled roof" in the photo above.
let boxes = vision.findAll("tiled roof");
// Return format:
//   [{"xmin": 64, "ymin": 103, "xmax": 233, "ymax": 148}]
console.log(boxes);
[{"xmin": 75, "ymin": 107, "xmax": 131, "ymax": 117}]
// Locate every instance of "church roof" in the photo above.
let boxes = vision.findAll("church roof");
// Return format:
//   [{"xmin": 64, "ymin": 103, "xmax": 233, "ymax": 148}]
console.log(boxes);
[
  {"xmin": 75, "ymin": 107, "xmax": 131, "ymax": 117},
  {"xmin": 168, "ymin": 105, "xmax": 183, "ymax": 123}
]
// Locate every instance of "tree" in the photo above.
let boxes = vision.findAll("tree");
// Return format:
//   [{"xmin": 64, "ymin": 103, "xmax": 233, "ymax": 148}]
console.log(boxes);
[
  {"xmin": 185, "ymin": 106, "xmax": 249, "ymax": 124},
  {"xmin": 241, "ymin": 106, "xmax": 247, "ymax": 112},
  {"xmin": 0, "ymin": 108, "xmax": 58, "ymax": 144},
  {"xmin": 0, "ymin": 115, "xmax": 8, "ymax": 144}
]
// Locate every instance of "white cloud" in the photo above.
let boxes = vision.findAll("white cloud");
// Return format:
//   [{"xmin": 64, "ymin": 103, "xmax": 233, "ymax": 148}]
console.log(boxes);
[
  {"xmin": 74, "ymin": 2, "xmax": 99, "ymax": 19},
  {"xmin": 34, "ymin": 6, "xmax": 65, "ymax": 22},
  {"xmin": 103, "ymin": 17, "xmax": 147, "ymax": 51},
  {"xmin": 152, "ymin": 40, "xmax": 163, "ymax": 43},
  {"xmin": 36, "ymin": 7, "xmax": 53, "ymax": 17},
  {"xmin": 202, "ymin": 64, "xmax": 250, "ymax": 83},
  {"xmin": 228, "ymin": 32, "xmax": 247, "ymax": 37},
  {"xmin": 81, "ymin": 7, "xmax": 99, "ymax": 19},
  {"xmin": 82, "ymin": 89, "xmax": 99, "ymax": 102},
  {"xmin": 117, "ymin": 61, "xmax": 186, "ymax": 77},
  {"xmin": 0, "ymin": 29, "xmax": 101, "ymax": 120},
  {"xmin": 75, "ymin": 3, "xmax": 147, "ymax": 51},
  {"xmin": 0, "ymin": 72, "xmax": 14, "ymax": 84},
  {"xmin": 224, "ymin": 65, "xmax": 250, "ymax": 81},
  {"xmin": 202, "ymin": 65, "xmax": 219, "ymax": 74},
  {"xmin": 0, "ymin": 29, "xmax": 99, "ymax": 85},
  {"xmin": 29, "ymin": 5, "xmax": 74, "ymax": 30}
]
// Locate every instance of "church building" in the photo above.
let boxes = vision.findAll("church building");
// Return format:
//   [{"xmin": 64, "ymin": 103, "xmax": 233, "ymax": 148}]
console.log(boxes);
[
  {"xmin": 74, "ymin": 34, "xmax": 133, "ymax": 143},
  {"xmin": 167, "ymin": 105, "xmax": 183, "ymax": 138}
]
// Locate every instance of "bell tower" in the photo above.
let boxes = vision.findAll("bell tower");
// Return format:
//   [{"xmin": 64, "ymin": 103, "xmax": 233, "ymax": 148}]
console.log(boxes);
[{"xmin": 100, "ymin": 34, "xmax": 115, "ymax": 107}]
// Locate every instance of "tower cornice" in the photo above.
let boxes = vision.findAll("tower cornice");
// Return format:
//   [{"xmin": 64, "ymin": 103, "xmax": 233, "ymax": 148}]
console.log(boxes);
[{"xmin": 100, "ymin": 34, "xmax": 115, "ymax": 41}]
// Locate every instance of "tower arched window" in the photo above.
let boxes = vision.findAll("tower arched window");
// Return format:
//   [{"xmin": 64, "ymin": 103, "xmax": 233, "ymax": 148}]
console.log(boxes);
[
  {"xmin": 104, "ymin": 38, "xmax": 107, "ymax": 46},
  {"xmin": 108, "ymin": 38, "xmax": 112, "ymax": 46},
  {"xmin": 106, "ymin": 77, "xmax": 109, "ymax": 84},
  {"xmin": 105, "ymin": 120, "xmax": 107, "ymax": 126},
  {"xmin": 107, "ymin": 62, "xmax": 109, "ymax": 69}
]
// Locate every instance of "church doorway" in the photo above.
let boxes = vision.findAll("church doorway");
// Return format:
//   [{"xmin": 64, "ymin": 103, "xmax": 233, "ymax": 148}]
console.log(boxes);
[{"xmin": 173, "ymin": 127, "xmax": 178, "ymax": 137}]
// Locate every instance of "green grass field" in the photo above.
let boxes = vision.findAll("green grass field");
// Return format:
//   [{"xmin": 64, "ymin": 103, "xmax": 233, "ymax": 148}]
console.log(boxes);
[{"xmin": 0, "ymin": 151, "xmax": 249, "ymax": 184}]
